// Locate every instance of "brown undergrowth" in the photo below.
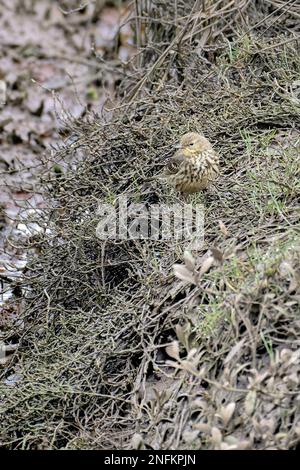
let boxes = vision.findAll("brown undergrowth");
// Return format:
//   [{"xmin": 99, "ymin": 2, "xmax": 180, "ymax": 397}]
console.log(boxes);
[{"xmin": 1, "ymin": 0, "xmax": 300, "ymax": 449}]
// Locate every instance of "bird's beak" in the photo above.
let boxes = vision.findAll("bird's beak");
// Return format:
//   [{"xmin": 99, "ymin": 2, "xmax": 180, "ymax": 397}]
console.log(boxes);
[{"xmin": 174, "ymin": 143, "xmax": 182, "ymax": 149}]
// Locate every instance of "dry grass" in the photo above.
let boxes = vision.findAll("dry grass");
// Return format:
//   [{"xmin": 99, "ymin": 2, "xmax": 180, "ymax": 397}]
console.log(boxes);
[{"xmin": 1, "ymin": 0, "xmax": 300, "ymax": 449}]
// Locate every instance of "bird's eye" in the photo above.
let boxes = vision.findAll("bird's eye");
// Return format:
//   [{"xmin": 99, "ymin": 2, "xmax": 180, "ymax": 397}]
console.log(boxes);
[{"xmin": 189, "ymin": 142, "xmax": 194, "ymax": 146}]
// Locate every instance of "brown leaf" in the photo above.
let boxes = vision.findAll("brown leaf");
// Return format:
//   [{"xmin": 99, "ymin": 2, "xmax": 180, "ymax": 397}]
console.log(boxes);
[
  {"xmin": 183, "ymin": 250, "xmax": 196, "ymax": 271},
  {"xmin": 193, "ymin": 422, "xmax": 211, "ymax": 433},
  {"xmin": 288, "ymin": 277, "xmax": 298, "ymax": 293},
  {"xmin": 218, "ymin": 220, "xmax": 229, "ymax": 236},
  {"xmin": 166, "ymin": 341, "xmax": 180, "ymax": 360},
  {"xmin": 224, "ymin": 338, "xmax": 246, "ymax": 364},
  {"xmin": 244, "ymin": 390, "xmax": 256, "ymax": 416},
  {"xmin": 199, "ymin": 256, "xmax": 214, "ymax": 276},
  {"xmin": 175, "ymin": 323, "xmax": 189, "ymax": 349},
  {"xmin": 220, "ymin": 442, "xmax": 237, "ymax": 450},
  {"xmin": 186, "ymin": 347, "xmax": 198, "ymax": 361},
  {"xmin": 219, "ymin": 403, "xmax": 236, "ymax": 426},
  {"xmin": 173, "ymin": 264, "xmax": 196, "ymax": 284}
]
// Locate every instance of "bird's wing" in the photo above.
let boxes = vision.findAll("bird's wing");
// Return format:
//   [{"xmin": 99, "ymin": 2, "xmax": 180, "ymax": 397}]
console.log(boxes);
[{"xmin": 165, "ymin": 150, "xmax": 185, "ymax": 175}]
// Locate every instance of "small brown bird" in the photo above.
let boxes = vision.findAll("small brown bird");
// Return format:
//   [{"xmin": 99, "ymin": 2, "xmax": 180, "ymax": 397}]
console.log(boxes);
[{"xmin": 165, "ymin": 132, "xmax": 219, "ymax": 194}]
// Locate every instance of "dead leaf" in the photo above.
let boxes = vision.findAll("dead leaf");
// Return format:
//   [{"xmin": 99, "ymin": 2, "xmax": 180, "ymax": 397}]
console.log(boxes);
[
  {"xmin": 173, "ymin": 264, "xmax": 196, "ymax": 284},
  {"xmin": 218, "ymin": 220, "xmax": 229, "ymax": 236},
  {"xmin": 186, "ymin": 347, "xmax": 198, "ymax": 361},
  {"xmin": 193, "ymin": 422, "xmax": 211, "ymax": 433},
  {"xmin": 166, "ymin": 341, "xmax": 180, "ymax": 360},
  {"xmin": 183, "ymin": 250, "xmax": 196, "ymax": 271},
  {"xmin": 224, "ymin": 338, "xmax": 246, "ymax": 364},
  {"xmin": 288, "ymin": 277, "xmax": 298, "ymax": 293},
  {"xmin": 175, "ymin": 323, "xmax": 191, "ymax": 350},
  {"xmin": 244, "ymin": 390, "xmax": 256, "ymax": 416},
  {"xmin": 199, "ymin": 256, "xmax": 214, "ymax": 276},
  {"xmin": 218, "ymin": 403, "xmax": 236, "ymax": 426}
]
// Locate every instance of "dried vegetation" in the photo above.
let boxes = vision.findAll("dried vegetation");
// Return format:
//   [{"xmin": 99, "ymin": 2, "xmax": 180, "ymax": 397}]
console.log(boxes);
[{"xmin": 1, "ymin": 0, "xmax": 300, "ymax": 449}]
